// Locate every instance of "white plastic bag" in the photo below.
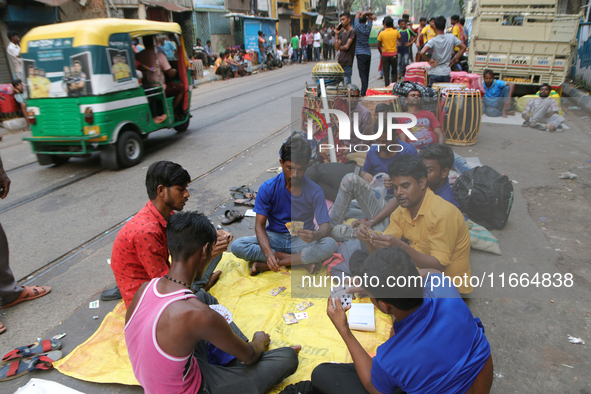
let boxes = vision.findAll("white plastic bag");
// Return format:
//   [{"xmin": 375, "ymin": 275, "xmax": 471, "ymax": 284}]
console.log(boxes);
[
  {"xmin": 2, "ymin": 117, "xmax": 27, "ymax": 131},
  {"xmin": 369, "ymin": 172, "xmax": 389, "ymax": 200}
]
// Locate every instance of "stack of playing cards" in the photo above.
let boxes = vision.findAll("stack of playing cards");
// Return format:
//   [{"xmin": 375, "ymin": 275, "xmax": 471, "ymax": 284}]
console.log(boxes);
[
  {"xmin": 285, "ymin": 221, "xmax": 304, "ymax": 235},
  {"xmin": 278, "ymin": 267, "xmax": 291, "ymax": 276},
  {"xmin": 296, "ymin": 301, "xmax": 314, "ymax": 311},
  {"xmin": 209, "ymin": 304, "xmax": 233, "ymax": 324},
  {"xmin": 282, "ymin": 312, "xmax": 309, "ymax": 325},
  {"xmin": 369, "ymin": 229, "xmax": 382, "ymax": 237},
  {"xmin": 269, "ymin": 286, "xmax": 287, "ymax": 296},
  {"xmin": 330, "ymin": 285, "xmax": 353, "ymax": 309}
]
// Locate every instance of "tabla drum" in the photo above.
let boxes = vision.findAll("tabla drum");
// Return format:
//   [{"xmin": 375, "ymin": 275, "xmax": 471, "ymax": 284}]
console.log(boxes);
[
  {"xmin": 440, "ymin": 89, "xmax": 482, "ymax": 146},
  {"xmin": 360, "ymin": 95, "xmax": 401, "ymax": 124}
]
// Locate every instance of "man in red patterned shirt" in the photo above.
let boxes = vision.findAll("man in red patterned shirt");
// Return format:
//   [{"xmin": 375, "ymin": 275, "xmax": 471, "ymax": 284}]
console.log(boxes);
[{"xmin": 110, "ymin": 161, "xmax": 229, "ymax": 308}]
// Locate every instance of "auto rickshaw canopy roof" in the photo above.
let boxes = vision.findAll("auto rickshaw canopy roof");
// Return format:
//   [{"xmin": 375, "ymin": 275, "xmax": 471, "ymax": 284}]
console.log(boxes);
[{"xmin": 21, "ymin": 18, "xmax": 182, "ymax": 51}]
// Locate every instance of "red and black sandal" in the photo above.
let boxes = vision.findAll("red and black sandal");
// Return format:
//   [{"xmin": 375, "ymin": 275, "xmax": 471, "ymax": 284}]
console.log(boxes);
[
  {"xmin": 0, "ymin": 350, "xmax": 62, "ymax": 381},
  {"xmin": 2, "ymin": 338, "xmax": 62, "ymax": 363}
]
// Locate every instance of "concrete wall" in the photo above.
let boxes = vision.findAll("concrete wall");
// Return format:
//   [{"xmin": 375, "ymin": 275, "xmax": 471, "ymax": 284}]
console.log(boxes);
[
  {"xmin": 59, "ymin": 0, "xmax": 108, "ymax": 21},
  {"xmin": 211, "ymin": 34, "xmax": 234, "ymax": 53}
]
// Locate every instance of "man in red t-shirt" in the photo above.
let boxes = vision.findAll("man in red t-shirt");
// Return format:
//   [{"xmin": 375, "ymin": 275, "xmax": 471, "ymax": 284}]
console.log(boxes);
[
  {"xmin": 110, "ymin": 161, "xmax": 230, "ymax": 308},
  {"xmin": 396, "ymin": 89, "xmax": 445, "ymax": 150}
]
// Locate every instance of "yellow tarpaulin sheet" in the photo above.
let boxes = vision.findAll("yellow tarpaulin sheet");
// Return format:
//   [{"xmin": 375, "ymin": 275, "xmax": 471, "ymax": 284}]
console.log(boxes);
[{"xmin": 55, "ymin": 253, "xmax": 393, "ymax": 392}]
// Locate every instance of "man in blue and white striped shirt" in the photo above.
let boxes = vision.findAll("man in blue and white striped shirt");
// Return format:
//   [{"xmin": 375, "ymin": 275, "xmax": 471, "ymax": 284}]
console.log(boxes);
[{"xmin": 354, "ymin": 10, "xmax": 375, "ymax": 96}]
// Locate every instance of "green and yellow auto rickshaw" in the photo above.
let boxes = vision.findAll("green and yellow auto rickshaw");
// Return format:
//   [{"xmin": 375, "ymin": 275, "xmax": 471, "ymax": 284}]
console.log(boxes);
[{"xmin": 20, "ymin": 19, "xmax": 192, "ymax": 169}]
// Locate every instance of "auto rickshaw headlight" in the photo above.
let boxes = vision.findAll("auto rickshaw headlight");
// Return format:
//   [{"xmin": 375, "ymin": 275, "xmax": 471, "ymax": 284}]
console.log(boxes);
[
  {"xmin": 27, "ymin": 110, "xmax": 37, "ymax": 125},
  {"xmin": 84, "ymin": 107, "xmax": 94, "ymax": 124}
]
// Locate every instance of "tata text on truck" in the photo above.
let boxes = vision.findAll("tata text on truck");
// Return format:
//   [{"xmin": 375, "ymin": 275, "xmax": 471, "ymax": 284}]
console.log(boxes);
[{"xmin": 20, "ymin": 19, "xmax": 192, "ymax": 169}]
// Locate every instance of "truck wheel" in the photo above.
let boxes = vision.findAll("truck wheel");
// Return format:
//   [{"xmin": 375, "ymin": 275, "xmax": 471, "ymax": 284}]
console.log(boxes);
[
  {"xmin": 36, "ymin": 154, "xmax": 70, "ymax": 166},
  {"xmin": 116, "ymin": 131, "xmax": 144, "ymax": 168},
  {"xmin": 174, "ymin": 118, "xmax": 190, "ymax": 132},
  {"xmin": 100, "ymin": 144, "xmax": 119, "ymax": 170}
]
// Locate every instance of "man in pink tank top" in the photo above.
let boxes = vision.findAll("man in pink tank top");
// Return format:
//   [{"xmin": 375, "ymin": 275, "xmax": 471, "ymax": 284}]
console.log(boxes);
[{"xmin": 125, "ymin": 211, "xmax": 300, "ymax": 394}]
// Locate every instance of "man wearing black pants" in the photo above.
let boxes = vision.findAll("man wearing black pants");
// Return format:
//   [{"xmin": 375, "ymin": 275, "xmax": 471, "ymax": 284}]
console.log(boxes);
[
  {"xmin": 354, "ymin": 10, "xmax": 375, "ymax": 96},
  {"xmin": 377, "ymin": 16, "xmax": 400, "ymax": 87}
]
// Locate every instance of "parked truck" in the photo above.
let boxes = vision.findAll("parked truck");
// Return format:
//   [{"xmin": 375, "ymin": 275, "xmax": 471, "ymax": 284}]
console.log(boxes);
[{"xmin": 468, "ymin": 0, "xmax": 581, "ymax": 87}]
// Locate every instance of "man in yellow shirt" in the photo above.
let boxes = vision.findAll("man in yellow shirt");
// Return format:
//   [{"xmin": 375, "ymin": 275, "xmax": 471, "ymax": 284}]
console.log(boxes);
[
  {"xmin": 421, "ymin": 17, "xmax": 436, "ymax": 46},
  {"xmin": 377, "ymin": 16, "xmax": 401, "ymax": 87},
  {"xmin": 360, "ymin": 155, "xmax": 472, "ymax": 294},
  {"xmin": 451, "ymin": 15, "xmax": 463, "ymax": 52}
]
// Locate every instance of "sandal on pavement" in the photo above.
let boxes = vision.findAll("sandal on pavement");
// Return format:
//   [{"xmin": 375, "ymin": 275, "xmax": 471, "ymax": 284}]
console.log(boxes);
[
  {"xmin": 1, "ymin": 286, "xmax": 51, "ymax": 309},
  {"xmin": 0, "ymin": 322, "xmax": 5, "ymax": 335},
  {"xmin": 522, "ymin": 120, "xmax": 530, "ymax": 127},
  {"xmin": 2, "ymin": 339, "xmax": 62, "ymax": 363},
  {"xmin": 221, "ymin": 209, "xmax": 244, "ymax": 225},
  {"xmin": 234, "ymin": 198, "xmax": 255, "ymax": 207},
  {"xmin": 0, "ymin": 350, "xmax": 62, "ymax": 382},
  {"xmin": 100, "ymin": 285, "xmax": 122, "ymax": 301},
  {"xmin": 533, "ymin": 123, "xmax": 547, "ymax": 131}
]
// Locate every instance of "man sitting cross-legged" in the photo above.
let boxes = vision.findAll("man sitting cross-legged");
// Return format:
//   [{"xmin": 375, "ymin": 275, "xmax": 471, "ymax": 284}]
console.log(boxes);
[
  {"xmin": 310, "ymin": 246, "xmax": 493, "ymax": 394},
  {"xmin": 330, "ymin": 121, "xmax": 418, "ymax": 241},
  {"xmin": 360, "ymin": 155, "xmax": 472, "ymax": 294},
  {"xmin": 125, "ymin": 211, "xmax": 300, "ymax": 394},
  {"xmin": 110, "ymin": 161, "xmax": 228, "ymax": 308},
  {"xmin": 231, "ymin": 136, "xmax": 338, "ymax": 275},
  {"xmin": 522, "ymin": 83, "xmax": 565, "ymax": 132},
  {"xmin": 355, "ymin": 143, "xmax": 460, "ymax": 243}
]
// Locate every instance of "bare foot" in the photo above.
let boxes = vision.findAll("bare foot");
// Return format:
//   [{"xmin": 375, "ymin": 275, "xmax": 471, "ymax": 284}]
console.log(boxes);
[
  {"xmin": 304, "ymin": 263, "xmax": 316, "ymax": 274},
  {"xmin": 547, "ymin": 123, "xmax": 555, "ymax": 131},
  {"xmin": 202, "ymin": 271, "xmax": 222, "ymax": 292},
  {"xmin": 291, "ymin": 345, "xmax": 302, "ymax": 354},
  {"xmin": 250, "ymin": 262, "xmax": 270, "ymax": 276},
  {"xmin": 506, "ymin": 110, "xmax": 516, "ymax": 116}
]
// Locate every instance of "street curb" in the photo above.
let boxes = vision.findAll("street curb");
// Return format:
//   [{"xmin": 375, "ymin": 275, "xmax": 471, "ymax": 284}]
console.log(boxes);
[
  {"xmin": 193, "ymin": 65, "xmax": 263, "ymax": 87},
  {"xmin": 562, "ymin": 83, "xmax": 591, "ymax": 113}
]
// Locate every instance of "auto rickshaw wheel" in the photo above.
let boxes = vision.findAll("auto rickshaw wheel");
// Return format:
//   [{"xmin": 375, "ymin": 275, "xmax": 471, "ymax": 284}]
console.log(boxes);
[
  {"xmin": 36, "ymin": 154, "xmax": 70, "ymax": 166},
  {"xmin": 174, "ymin": 118, "xmax": 190, "ymax": 132},
  {"xmin": 117, "ymin": 131, "xmax": 144, "ymax": 168}
]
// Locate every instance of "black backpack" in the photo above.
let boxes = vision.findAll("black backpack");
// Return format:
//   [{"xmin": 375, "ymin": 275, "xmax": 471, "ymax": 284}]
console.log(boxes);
[{"xmin": 453, "ymin": 165, "xmax": 514, "ymax": 230}]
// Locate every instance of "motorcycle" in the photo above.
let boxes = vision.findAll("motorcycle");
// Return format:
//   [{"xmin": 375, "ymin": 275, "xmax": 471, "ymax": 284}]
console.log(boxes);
[{"xmin": 264, "ymin": 36, "xmax": 283, "ymax": 70}]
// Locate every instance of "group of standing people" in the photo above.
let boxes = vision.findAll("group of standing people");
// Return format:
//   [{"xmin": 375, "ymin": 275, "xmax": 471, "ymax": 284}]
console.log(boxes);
[{"xmin": 290, "ymin": 27, "xmax": 336, "ymax": 64}]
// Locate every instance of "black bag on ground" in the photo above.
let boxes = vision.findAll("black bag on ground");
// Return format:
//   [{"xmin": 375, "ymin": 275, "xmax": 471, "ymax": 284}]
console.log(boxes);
[{"xmin": 452, "ymin": 165, "xmax": 514, "ymax": 230}]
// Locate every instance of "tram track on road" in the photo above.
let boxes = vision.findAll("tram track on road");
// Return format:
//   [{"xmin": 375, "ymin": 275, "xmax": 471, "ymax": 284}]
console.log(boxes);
[
  {"xmin": 0, "ymin": 71, "xmax": 308, "ymax": 216},
  {"xmin": 20, "ymin": 120, "xmax": 294, "ymax": 285}
]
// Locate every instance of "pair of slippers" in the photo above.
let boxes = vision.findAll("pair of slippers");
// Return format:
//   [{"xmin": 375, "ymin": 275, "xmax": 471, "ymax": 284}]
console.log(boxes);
[
  {"xmin": 522, "ymin": 120, "xmax": 563, "ymax": 132},
  {"xmin": 230, "ymin": 185, "xmax": 257, "ymax": 207},
  {"xmin": 0, "ymin": 339, "xmax": 63, "ymax": 381}
]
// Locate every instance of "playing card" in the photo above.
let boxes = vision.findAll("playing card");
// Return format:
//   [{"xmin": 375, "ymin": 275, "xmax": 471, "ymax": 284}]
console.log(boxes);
[
  {"xmin": 296, "ymin": 301, "xmax": 314, "ymax": 311},
  {"xmin": 209, "ymin": 304, "xmax": 233, "ymax": 324},
  {"xmin": 369, "ymin": 229, "xmax": 382, "ymax": 237},
  {"xmin": 269, "ymin": 286, "xmax": 287, "ymax": 296},
  {"xmin": 294, "ymin": 312, "xmax": 308, "ymax": 320},
  {"xmin": 89, "ymin": 300, "xmax": 100, "ymax": 309},
  {"xmin": 282, "ymin": 312, "xmax": 298, "ymax": 325},
  {"xmin": 285, "ymin": 221, "xmax": 304, "ymax": 235},
  {"xmin": 278, "ymin": 266, "xmax": 291, "ymax": 276},
  {"xmin": 330, "ymin": 285, "xmax": 352, "ymax": 309}
]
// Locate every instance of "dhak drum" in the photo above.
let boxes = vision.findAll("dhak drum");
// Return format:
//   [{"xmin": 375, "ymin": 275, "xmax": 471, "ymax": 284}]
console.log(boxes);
[
  {"xmin": 311, "ymin": 63, "xmax": 345, "ymax": 87},
  {"xmin": 440, "ymin": 89, "xmax": 482, "ymax": 146},
  {"xmin": 360, "ymin": 95, "xmax": 401, "ymax": 124},
  {"xmin": 432, "ymin": 83, "xmax": 468, "ymax": 118}
]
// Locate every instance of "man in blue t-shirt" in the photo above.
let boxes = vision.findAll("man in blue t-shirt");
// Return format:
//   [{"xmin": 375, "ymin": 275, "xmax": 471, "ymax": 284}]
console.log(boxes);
[
  {"xmin": 483, "ymin": 69, "xmax": 515, "ymax": 118},
  {"xmin": 311, "ymin": 246, "xmax": 493, "ymax": 394},
  {"xmin": 397, "ymin": 19, "xmax": 416, "ymax": 79},
  {"xmin": 354, "ymin": 10, "xmax": 375, "ymax": 96},
  {"xmin": 330, "ymin": 122, "xmax": 418, "ymax": 241},
  {"xmin": 231, "ymin": 136, "xmax": 338, "ymax": 275}
]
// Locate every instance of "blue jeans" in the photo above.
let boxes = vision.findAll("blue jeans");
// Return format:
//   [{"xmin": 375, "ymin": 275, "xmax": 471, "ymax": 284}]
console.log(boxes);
[
  {"xmin": 231, "ymin": 231, "xmax": 338, "ymax": 266},
  {"xmin": 292, "ymin": 48, "xmax": 299, "ymax": 63},
  {"xmin": 453, "ymin": 152, "xmax": 473, "ymax": 175},
  {"xmin": 483, "ymin": 85, "xmax": 510, "ymax": 117},
  {"xmin": 314, "ymin": 47, "xmax": 320, "ymax": 61},
  {"xmin": 428, "ymin": 74, "xmax": 450, "ymax": 86},
  {"xmin": 398, "ymin": 53, "xmax": 410, "ymax": 76},
  {"xmin": 342, "ymin": 65, "xmax": 353, "ymax": 85}
]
